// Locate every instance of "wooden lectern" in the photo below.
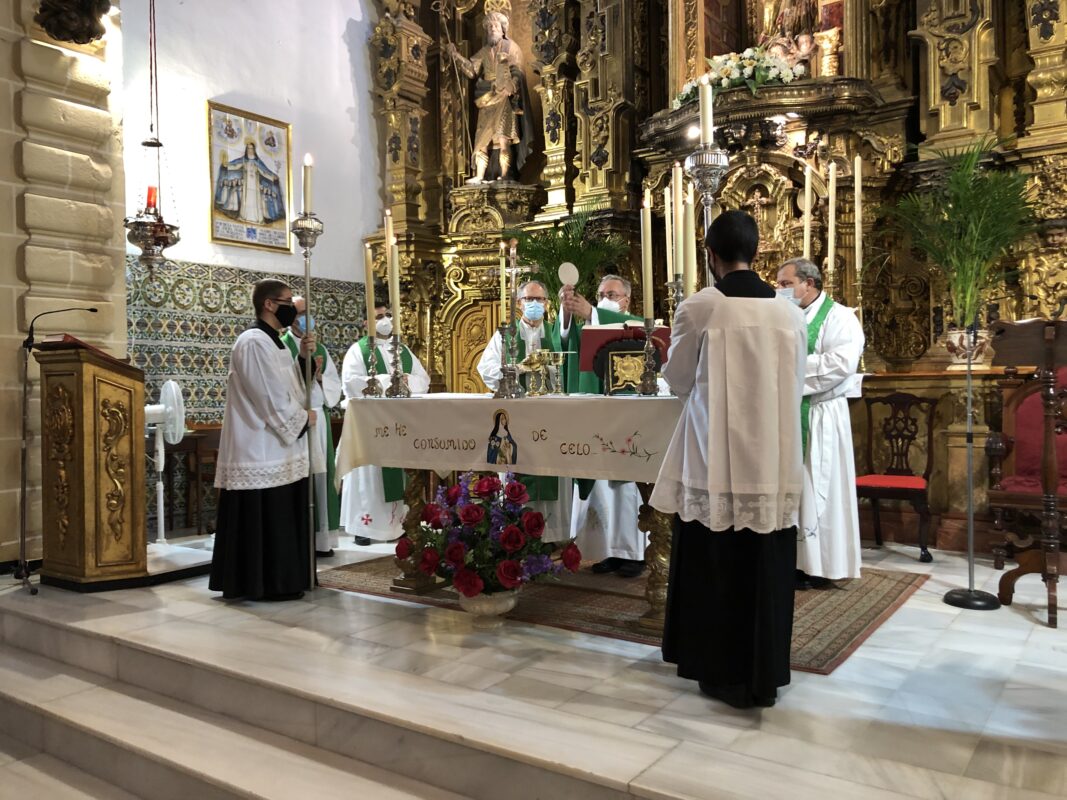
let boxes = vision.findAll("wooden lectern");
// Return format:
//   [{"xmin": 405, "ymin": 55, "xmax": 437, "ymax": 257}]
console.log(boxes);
[
  {"xmin": 988, "ymin": 319, "xmax": 1067, "ymax": 627},
  {"xmin": 34, "ymin": 338, "xmax": 147, "ymax": 589}
]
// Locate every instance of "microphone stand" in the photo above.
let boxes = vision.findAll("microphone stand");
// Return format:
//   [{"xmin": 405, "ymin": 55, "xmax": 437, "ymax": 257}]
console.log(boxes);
[{"xmin": 16, "ymin": 307, "xmax": 98, "ymax": 594}]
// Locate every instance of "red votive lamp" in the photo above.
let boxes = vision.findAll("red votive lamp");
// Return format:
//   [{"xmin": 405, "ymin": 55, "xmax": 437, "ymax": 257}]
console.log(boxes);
[{"xmin": 146, "ymin": 185, "xmax": 158, "ymax": 212}]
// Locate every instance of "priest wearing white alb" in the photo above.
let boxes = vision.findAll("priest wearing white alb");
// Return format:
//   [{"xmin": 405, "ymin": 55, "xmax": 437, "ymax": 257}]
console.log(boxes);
[
  {"xmin": 476, "ymin": 279, "xmax": 573, "ymax": 543},
  {"xmin": 776, "ymin": 256, "xmax": 864, "ymax": 585},
  {"xmin": 339, "ymin": 298, "xmax": 431, "ymax": 545}
]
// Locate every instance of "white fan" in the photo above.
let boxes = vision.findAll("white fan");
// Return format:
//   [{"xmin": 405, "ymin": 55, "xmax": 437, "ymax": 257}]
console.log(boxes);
[{"xmin": 145, "ymin": 380, "xmax": 186, "ymax": 544}]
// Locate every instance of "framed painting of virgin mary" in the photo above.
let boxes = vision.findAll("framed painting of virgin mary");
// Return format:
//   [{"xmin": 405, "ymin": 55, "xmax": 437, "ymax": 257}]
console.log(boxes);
[{"xmin": 207, "ymin": 101, "xmax": 292, "ymax": 252}]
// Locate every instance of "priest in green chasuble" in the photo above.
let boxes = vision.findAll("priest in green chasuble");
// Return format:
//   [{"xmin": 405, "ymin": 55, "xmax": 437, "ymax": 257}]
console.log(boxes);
[
  {"xmin": 556, "ymin": 275, "xmax": 652, "ymax": 578},
  {"xmin": 476, "ymin": 279, "xmax": 572, "ymax": 543},
  {"xmin": 339, "ymin": 300, "xmax": 431, "ymax": 545}
]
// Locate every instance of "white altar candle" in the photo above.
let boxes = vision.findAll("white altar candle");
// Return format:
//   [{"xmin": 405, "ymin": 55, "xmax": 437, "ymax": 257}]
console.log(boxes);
[
  {"xmin": 683, "ymin": 183, "xmax": 698, "ymax": 297},
  {"xmin": 827, "ymin": 161, "xmax": 837, "ymax": 280},
  {"xmin": 641, "ymin": 189, "xmax": 654, "ymax": 319},
  {"xmin": 383, "ymin": 210, "xmax": 394, "ymax": 262},
  {"xmin": 302, "ymin": 153, "xmax": 313, "ymax": 214},
  {"xmin": 499, "ymin": 241, "xmax": 507, "ymax": 322},
  {"xmin": 389, "ymin": 237, "xmax": 401, "ymax": 333},
  {"xmin": 698, "ymin": 75, "xmax": 714, "ymax": 145},
  {"xmin": 854, "ymin": 154, "xmax": 863, "ymax": 282},
  {"xmin": 663, "ymin": 185, "xmax": 675, "ymax": 282},
  {"xmin": 363, "ymin": 243, "xmax": 375, "ymax": 336},
  {"xmin": 672, "ymin": 162, "xmax": 685, "ymax": 294},
  {"xmin": 802, "ymin": 164, "xmax": 812, "ymax": 260}
]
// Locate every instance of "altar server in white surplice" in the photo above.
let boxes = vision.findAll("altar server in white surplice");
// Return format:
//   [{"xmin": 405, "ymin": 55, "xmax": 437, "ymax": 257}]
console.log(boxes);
[
  {"xmin": 776, "ymin": 257, "xmax": 864, "ymax": 584},
  {"xmin": 476, "ymin": 279, "xmax": 573, "ymax": 544},
  {"xmin": 339, "ymin": 299, "xmax": 431, "ymax": 544}
]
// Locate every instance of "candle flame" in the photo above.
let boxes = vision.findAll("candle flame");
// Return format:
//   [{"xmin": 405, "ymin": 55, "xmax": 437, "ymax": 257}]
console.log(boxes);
[{"xmin": 303, "ymin": 153, "xmax": 314, "ymax": 167}]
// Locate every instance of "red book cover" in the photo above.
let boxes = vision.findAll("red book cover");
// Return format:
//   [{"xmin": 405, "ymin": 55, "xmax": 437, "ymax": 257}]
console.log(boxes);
[{"xmin": 578, "ymin": 325, "xmax": 671, "ymax": 371}]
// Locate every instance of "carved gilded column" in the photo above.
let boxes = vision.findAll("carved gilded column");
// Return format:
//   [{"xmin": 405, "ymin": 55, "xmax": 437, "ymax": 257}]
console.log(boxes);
[
  {"xmin": 667, "ymin": 0, "xmax": 702, "ymax": 95},
  {"xmin": 1023, "ymin": 0, "xmax": 1067, "ymax": 148},
  {"xmin": 910, "ymin": 0, "xmax": 998, "ymax": 155},
  {"xmin": 532, "ymin": 0, "xmax": 579, "ymax": 218}
]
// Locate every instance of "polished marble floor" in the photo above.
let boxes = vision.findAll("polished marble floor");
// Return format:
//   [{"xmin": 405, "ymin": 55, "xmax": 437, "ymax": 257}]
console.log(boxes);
[{"xmin": 2, "ymin": 540, "xmax": 1065, "ymax": 799}]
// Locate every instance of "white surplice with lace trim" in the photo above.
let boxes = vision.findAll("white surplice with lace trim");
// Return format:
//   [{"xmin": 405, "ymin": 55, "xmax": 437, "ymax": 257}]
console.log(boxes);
[{"xmin": 650, "ymin": 287, "xmax": 807, "ymax": 533}]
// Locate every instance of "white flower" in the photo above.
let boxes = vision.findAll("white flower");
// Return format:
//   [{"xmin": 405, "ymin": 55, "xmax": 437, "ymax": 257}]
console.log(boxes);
[
  {"xmin": 793, "ymin": 63, "xmax": 805, "ymax": 76},
  {"xmin": 721, "ymin": 77, "xmax": 731, "ymax": 88},
  {"xmin": 781, "ymin": 69, "xmax": 793, "ymax": 83},
  {"xmin": 768, "ymin": 66, "xmax": 779, "ymax": 78},
  {"xmin": 743, "ymin": 66, "xmax": 753, "ymax": 78},
  {"xmin": 730, "ymin": 68, "xmax": 741, "ymax": 79},
  {"xmin": 742, "ymin": 47, "xmax": 756, "ymax": 58}
]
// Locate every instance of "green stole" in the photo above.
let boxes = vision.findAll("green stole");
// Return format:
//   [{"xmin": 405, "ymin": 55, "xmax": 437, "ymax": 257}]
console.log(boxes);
[
  {"xmin": 358, "ymin": 336, "xmax": 411, "ymax": 502},
  {"xmin": 280, "ymin": 332, "xmax": 340, "ymax": 529},
  {"xmin": 503, "ymin": 321, "xmax": 562, "ymax": 502},
  {"xmin": 801, "ymin": 294, "xmax": 835, "ymax": 456},
  {"xmin": 552, "ymin": 307, "xmax": 643, "ymax": 500}
]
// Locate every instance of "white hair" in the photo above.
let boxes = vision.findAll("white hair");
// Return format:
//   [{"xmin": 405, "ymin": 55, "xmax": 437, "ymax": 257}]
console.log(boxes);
[
  {"xmin": 779, "ymin": 257, "xmax": 823, "ymax": 289},
  {"xmin": 599, "ymin": 274, "xmax": 632, "ymax": 296}
]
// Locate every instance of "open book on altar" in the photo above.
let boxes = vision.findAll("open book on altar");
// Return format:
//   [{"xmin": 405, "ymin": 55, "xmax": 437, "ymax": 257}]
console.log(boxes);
[
  {"xmin": 578, "ymin": 323, "xmax": 671, "ymax": 371},
  {"xmin": 36, "ymin": 333, "xmax": 129, "ymax": 365}
]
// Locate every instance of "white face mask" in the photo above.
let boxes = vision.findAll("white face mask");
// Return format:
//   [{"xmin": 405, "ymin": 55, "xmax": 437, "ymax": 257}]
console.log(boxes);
[
  {"xmin": 597, "ymin": 297, "xmax": 622, "ymax": 314},
  {"xmin": 375, "ymin": 316, "xmax": 393, "ymax": 337},
  {"xmin": 776, "ymin": 287, "xmax": 802, "ymax": 306}
]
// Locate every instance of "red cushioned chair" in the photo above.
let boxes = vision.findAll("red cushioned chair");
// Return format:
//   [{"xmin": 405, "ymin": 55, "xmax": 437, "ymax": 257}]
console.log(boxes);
[
  {"xmin": 856, "ymin": 392, "xmax": 939, "ymax": 563},
  {"xmin": 986, "ymin": 367, "xmax": 1067, "ymax": 569}
]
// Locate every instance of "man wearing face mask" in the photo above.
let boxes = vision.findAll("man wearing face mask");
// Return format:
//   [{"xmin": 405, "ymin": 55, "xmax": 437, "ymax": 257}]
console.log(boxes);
[
  {"xmin": 339, "ymin": 295, "xmax": 431, "ymax": 545},
  {"xmin": 280, "ymin": 297, "xmax": 343, "ymax": 557},
  {"xmin": 776, "ymin": 256, "xmax": 865, "ymax": 587},
  {"xmin": 210, "ymin": 279, "xmax": 314, "ymax": 601},
  {"xmin": 476, "ymin": 280, "xmax": 573, "ymax": 543}
]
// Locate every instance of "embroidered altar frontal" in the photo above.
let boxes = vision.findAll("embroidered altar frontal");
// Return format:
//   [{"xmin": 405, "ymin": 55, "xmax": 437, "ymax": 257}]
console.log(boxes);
[{"xmin": 336, "ymin": 394, "xmax": 683, "ymax": 483}]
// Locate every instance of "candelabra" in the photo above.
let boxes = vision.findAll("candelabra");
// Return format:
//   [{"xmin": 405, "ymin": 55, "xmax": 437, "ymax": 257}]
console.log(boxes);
[
  {"xmin": 362, "ymin": 358, "xmax": 385, "ymax": 397},
  {"xmin": 493, "ymin": 322, "xmax": 525, "ymax": 399},
  {"xmin": 385, "ymin": 333, "xmax": 411, "ymax": 398},
  {"xmin": 684, "ymin": 141, "xmax": 730, "ymax": 282},
  {"xmin": 638, "ymin": 318, "xmax": 659, "ymax": 396},
  {"xmin": 664, "ymin": 278, "xmax": 684, "ymax": 325}
]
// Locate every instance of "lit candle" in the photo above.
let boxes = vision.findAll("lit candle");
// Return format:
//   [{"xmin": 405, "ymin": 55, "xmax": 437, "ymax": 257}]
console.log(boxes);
[
  {"xmin": 698, "ymin": 75, "xmax": 714, "ymax": 145},
  {"xmin": 363, "ymin": 243, "xmax": 375, "ymax": 339},
  {"xmin": 663, "ymin": 185, "xmax": 675, "ymax": 282},
  {"xmin": 388, "ymin": 237, "xmax": 401, "ymax": 334},
  {"xmin": 499, "ymin": 241, "xmax": 507, "ymax": 323},
  {"xmin": 672, "ymin": 162, "xmax": 685, "ymax": 294},
  {"xmin": 641, "ymin": 189, "xmax": 654, "ymax": 319},
  {"xmin": 827, "ymin": 161, "xmax": 837, "ymax": 280},
  {"xmin": 146, "ymin": 185, "xmax": 158, "ymax": 212},
  {"xmin": 684, "ymin": 183, "xmax": 698, "ymax": 296},
  {"xmin": 854, "ymin": 155, "xmax": 863, "ymax": 283},
  {"xmin": 802, "ymin": 164, "xmax": 812, "ymax": 260},
  {"xmin": 302, "ymin": 153, "xmax": 313, "ymax": 214}
]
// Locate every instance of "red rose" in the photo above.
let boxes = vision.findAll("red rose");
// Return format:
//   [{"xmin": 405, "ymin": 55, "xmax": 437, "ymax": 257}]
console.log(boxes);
[
  {"xmin": 395, "ymin": 536, "xmax": 413, "ymax": 560},
  {"xmin": 503, "ymin": 481, "xmax": 530, "ymax": 505},
  {"xmin": 499, "ymin": 525, "xmax": 526, "ymax": 553},
  {"xmin": 457, "ymin": 504, "xmax": 486, "ymax": 526},
  {"xmin": 418, "ymin": 547, "xmax": 440, "ymax": 576},
  {"xmin": 453, "ymin": 568, "xmax": 485, "ymax": 598},
  {"xmin": 421, "ymin": 503, "xmax": 447, "ymax": 528},
  {"xmin": 472, "ymin": 475, "xmax": 502, "ymax": 498},
  {"xmin": 521, "ymin": 511, "xmax": 545, "ymax": 539},
  {"xmin": 496, "ymin": 559, "xmax": 523, "ymax": 589},
  {"xmin": 445, "ymin": 485, "xmax": 462, "ymax": 506},
  {"xmin": 561, "ymin": 542, "xmax": 581, "ymax": 572},
  {"xmin": 444, "ymin": 541, "xmax": 466, "ymax": 567}
]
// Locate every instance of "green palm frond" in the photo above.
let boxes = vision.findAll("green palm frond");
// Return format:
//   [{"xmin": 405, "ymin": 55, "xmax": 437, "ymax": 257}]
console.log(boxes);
[
  {"xmin": 885, "ymin": 137, "xmax": 1035, "ymax": 328},
  {"xmin": 505, "ymin": 212, "xmax": 629, "ymax": 301}
]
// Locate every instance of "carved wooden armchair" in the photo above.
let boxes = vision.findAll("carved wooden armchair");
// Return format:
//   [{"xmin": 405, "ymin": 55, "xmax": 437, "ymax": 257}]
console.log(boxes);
[
  {"xmin": 986, "ymin": 366, "xmax": 1067, "ymax": 569},
  {"xmin": 855, "ymin": 392, "xmax": 940, "ymax": 563}
]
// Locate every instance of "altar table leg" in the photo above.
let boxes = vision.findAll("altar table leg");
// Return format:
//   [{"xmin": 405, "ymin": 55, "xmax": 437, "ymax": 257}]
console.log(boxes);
[
  {"xmin": 998, "ymin": 544, "xmax": 1065, "ymax": 628},
  {"xmin": 636, "ymin": 482, "xmax": 672, "ymax": 633},
  {"xmin": 392, "ymin": 469, "xmax": 444, "ymax": 595}
]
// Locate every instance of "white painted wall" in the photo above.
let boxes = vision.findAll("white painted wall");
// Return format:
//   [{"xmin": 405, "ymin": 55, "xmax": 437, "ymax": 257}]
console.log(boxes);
[{"xmin": 122, "ymin": 0, "xmax": 380, "ymax": 281}]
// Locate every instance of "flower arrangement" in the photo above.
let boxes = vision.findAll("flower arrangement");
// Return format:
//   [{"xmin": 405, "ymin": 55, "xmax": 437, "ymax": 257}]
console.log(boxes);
[
  {"xmin": 395, "ymin": 472, "xmax": 581, "ymax": 599},
  {"xmin": 673, "ymin": 48, "xmax": 805, "ymax": 108}
]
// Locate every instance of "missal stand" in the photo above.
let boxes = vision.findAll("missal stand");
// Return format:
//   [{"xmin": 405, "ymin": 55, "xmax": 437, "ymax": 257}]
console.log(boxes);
[
  {"xmin": 988, "ymin": 319, "xmax": 1067, "ymax": 627},
  {"xmin": 34, "ymin": 337, "xmax": 147, "ymax": 590}
]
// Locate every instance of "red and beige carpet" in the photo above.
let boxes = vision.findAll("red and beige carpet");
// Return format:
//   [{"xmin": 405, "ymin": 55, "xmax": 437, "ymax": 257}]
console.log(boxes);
[{"xmin": 317, "ymin": 558, "xmax": 927, "ymax": 675}]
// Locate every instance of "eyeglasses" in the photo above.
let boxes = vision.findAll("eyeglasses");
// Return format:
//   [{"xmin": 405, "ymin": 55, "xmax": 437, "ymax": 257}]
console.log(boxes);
[
  {"xmin": 597, "ymin": 290, "xmax": 628, "ymax": 301},
  {"xmin": 519, "ymin": 296, "xmax": 547, "ymax": 303},
  {"xmin": 271, "ymin": 297, "xmax": 295, "ymax": 306}
]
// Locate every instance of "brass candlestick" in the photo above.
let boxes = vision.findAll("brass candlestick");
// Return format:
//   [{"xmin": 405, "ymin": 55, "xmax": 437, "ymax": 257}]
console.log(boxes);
[
  {"xmin": 639, "ymin": 318, "xmax": 659, "ymax": 396},
  {"xmin": 385, "ymin": 333, "xmax": 411, "ymax": 398}
]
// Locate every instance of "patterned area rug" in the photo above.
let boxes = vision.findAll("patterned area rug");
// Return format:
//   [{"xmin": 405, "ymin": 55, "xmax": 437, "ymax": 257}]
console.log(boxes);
[{"xmin": 317, "ymin": 559, "xmax": 927, "ymax": 675}]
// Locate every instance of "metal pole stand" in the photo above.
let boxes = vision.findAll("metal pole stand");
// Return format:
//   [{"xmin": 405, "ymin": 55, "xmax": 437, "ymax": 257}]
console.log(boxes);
[
  {"xmin": 385, "ymin": 333, "xmax": 411, "ymax": 398},
  {"xmin": 639, "ymin": 318, "xmax": 659, "ymax": 396},
  {"xmin": 684, "ymin": 142, "xmax": 730, "ymax": 288},
  {"xmin": 15, "ymin": 341, "xmax": 39, "ymax": 595}
]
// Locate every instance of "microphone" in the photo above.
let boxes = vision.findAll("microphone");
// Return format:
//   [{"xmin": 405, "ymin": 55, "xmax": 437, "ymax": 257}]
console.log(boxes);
[{"xmin": 24, "ymin": 306, "xmax": 99, "ymax": 350}]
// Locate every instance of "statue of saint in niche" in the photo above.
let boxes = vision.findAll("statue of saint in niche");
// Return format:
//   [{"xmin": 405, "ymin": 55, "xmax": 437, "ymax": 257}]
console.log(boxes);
[{"xmin": 445, "ymin": 11, "xmax": 535, "ymax": 185}]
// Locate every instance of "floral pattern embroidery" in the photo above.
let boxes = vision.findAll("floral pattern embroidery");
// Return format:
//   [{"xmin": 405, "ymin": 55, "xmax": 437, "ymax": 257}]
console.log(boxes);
[{"xmin": 593, "ymin": 431, "xmax": 657, "ymax": 461}]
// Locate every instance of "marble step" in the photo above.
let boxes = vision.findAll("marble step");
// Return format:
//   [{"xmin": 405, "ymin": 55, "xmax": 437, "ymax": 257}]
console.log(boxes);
[
  {"xmin": 0, "ymin": 731, "xmax": 140, "ymax": 799},
  {"xmin": 0, "ymin": 587, "xmax": 676, "ymax": 800},
  {"xmin": 0, "ymin": 644, "xmax": 471, "ymax": 800}
]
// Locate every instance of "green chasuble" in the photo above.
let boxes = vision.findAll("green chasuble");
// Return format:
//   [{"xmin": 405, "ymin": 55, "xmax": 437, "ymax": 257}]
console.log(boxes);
[
  {"xmin": 501, "ymin": 321, "xmax": 562, "ymax": 502},
  {"xmin": 357, "ymin": 336, "xmax": 412, "ymax": 502},
  {"xmin": 551, "ymin": 307, "xmax": 643, "ymax": 499},
  {"xmin": 801, "ymin": 295, "xmax": 834, "ymax": 456},
  {"xmin": 280, "ymin": 332, "xmax": 340, "ymax": 529}
]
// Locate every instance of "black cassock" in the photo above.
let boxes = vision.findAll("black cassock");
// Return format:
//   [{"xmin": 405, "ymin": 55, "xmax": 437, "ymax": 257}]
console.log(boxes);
[{"xmin": 661, "ymin": 269, "xmax": 797, "ymax": 709}]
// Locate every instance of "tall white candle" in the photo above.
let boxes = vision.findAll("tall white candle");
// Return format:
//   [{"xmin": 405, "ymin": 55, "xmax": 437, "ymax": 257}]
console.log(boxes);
[
  {"xmin": 802, "ymin": 164, "xmax": 812, "ymax": 260},
  {"xmin": 302, "ymin": 153, "xmax": 313, "ymax": 214},
  {"xmin": 683, "ymin": 183, "xmax": 698, "ymax": 297},
  {"xmin": 854, "ymin": 155, "xmax": 863, "ymax": 283},
  {"xmin": 383, "ymin": 210, "xmax": 394, "ymax": 262},
  {"xmin": 698, "ymin": 75, "xmax": 714, "ymax": 145},
  {"xmin": 672, "ymin": 162, "xmax": 685, "ymax": 294},
  {"xmin": 388, "ymin": 238, "xmax": 401, "ymax": 333},
  {"xmin": 363, "ymin": 243, "xmax": 375, "ymax": 337},
  {"xmin": 827, "ymin": 161, "xmax": 837, "ymax": 280},
  {"xmin": 663, "ymin": 186, "xmax": 675, "ymax": 281},
  {"xmin": 499, "ymin": 242, "xmax": 507, "ymax": 323},
  {"xmin": 641, "ymin": 189, "xmax": 654, "ymax": 319}
]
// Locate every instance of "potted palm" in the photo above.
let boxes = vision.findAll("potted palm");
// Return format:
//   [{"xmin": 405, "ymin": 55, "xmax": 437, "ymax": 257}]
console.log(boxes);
[{"xmin": 887, "ymin": 138, "xmax": 1034, "ymax": 611}]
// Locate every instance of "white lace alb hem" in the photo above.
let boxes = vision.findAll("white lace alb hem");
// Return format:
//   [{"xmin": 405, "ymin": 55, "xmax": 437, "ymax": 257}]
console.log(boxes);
[
  {"xmin": 650, "ymin": 479, "xmax": 800, "ymax": 534},
  {"xmin": 215, "ymin": 456, "xmax": 309, "ymax": 491}
]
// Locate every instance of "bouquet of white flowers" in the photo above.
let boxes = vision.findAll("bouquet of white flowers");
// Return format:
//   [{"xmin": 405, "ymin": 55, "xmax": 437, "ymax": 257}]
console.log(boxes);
[{"xmin": 673, "ymin": 47, "xmax": 806, "ymax": 108}]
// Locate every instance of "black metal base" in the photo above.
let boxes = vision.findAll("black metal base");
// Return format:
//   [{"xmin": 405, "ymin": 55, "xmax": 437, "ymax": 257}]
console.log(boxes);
[{"xmin": 943, "ymin": 587, "xmax": 1002, "ymax": 611}]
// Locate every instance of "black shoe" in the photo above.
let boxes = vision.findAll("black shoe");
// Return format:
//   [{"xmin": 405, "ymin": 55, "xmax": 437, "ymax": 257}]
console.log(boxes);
[
  {"xmin": 315, "ymin": 549, "xmax": 335, "ymax": 558},
  {"xmin": 809, "ymin": 576, "xmax": 834, "ymax": 589},
  {"xmin": 794, "ymin": 569, "xmax": 813, "ymax": 591},
  {"xmin": 617, "ymin": 559, "xmax": 645, "ymax": 578},
  {"xmin": 591, "ymin": 557, "xmax": 623, "ymax": 574},
  {"xmin": 353, "ymin": 536, "xmax": 373, "ymax": 546}
]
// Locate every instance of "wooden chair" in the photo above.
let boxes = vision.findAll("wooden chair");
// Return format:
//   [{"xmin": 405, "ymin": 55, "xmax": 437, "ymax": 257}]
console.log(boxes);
[{"xmin": 855, "ymin": 392, "xmax": 939, "ymax": 563}]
